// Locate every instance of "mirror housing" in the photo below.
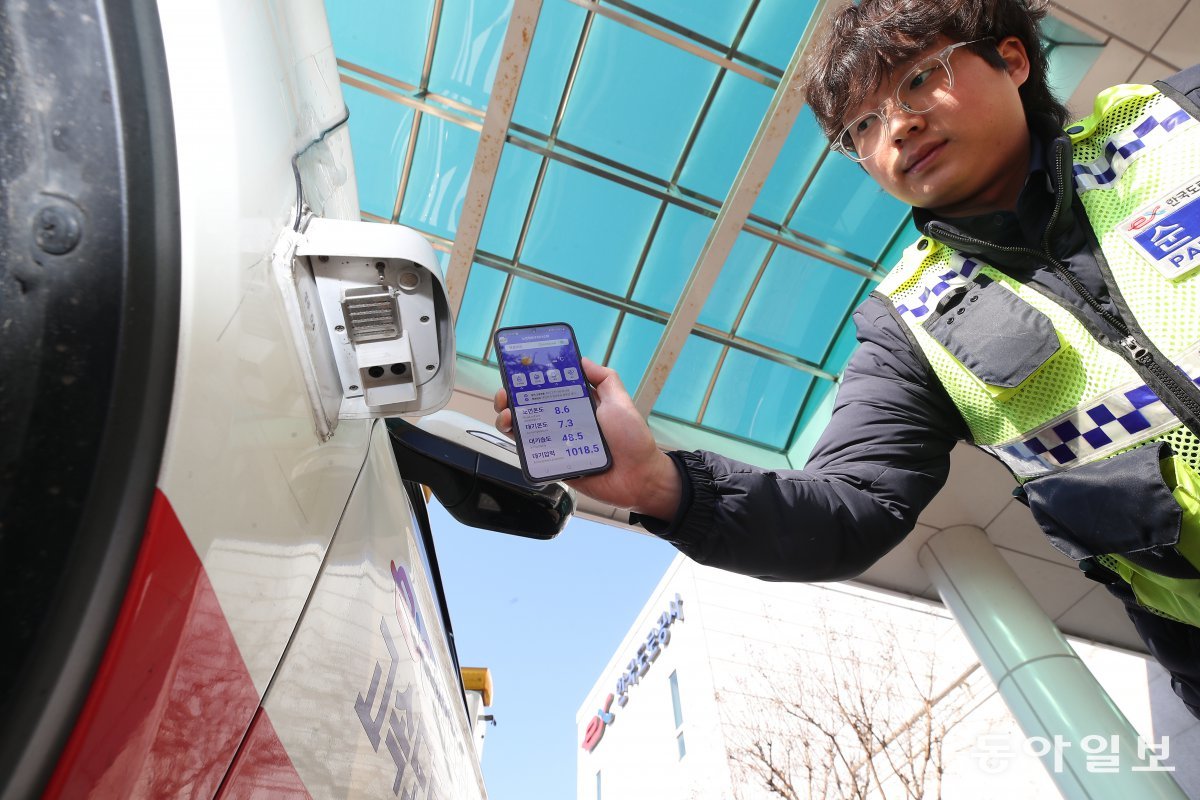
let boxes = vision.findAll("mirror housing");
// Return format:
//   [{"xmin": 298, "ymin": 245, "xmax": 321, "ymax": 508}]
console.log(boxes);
[{"xmin": 387, "ymin": 410, "xmax": 573, "ymax": 540}]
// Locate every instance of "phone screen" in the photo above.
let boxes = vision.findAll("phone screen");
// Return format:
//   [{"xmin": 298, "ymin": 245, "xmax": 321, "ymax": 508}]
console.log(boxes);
[{"xmin": 495, "ymin": 323, "xmax": 611, "ymax": 482}]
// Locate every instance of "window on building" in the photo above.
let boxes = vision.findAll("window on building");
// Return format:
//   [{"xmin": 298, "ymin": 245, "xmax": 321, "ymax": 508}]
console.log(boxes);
[
  {"xmin": 669, "ymin": 670, "xmax": 685, "ymax": 759},
  {"xmin": 669, "ymin": 670, "xmax": 684, "ymax": 728}
]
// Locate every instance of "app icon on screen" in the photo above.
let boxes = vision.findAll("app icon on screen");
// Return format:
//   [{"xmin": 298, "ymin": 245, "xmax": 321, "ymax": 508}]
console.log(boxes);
[
  {"xmin": 530, "ymin": 372, "xmax": 545, "ymax": 385},
  {"xmin": 547, "ymin": 369, "xmax": 562, "ymax": 383},
  {"xmin": 564, "ymin": 367, "xmax": 579, "ymax": 381},
  {"xmin": 511, "ymin": 372, "xmax": 528, "ymax": 388}
]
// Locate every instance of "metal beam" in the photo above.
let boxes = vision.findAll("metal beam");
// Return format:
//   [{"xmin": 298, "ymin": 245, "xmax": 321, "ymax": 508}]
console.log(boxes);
[
  {"xmin": 476, "ymin": 251, "xmax": 836, "ymax": 381},
  {"xmin": 633, "ymin": 0, "xmax": 835, "ymax": 416},
  {"xmin": 388, "ymin": 0, "xmax": 446, "ymax": 224},
  {"xmin": 338, "ymin": 64, "xmax": 880, "ymax": 280},
  {"xmin": 393, "ymin": 220, "xmax": 837, "ymax": 381},
  {"xmin": 338, "ymin": 72, "xmax": 483, "ymax": 131},
  {"xmin": 338, "ymin": 59, "xmax": 485, "ymax": 121},
  {"xmin": 560, "ymin": 0, "xmax": 778, "ymax": 89},
  {"xmin": 602, "ymin": 0, "xmax": 783, "ymax": 79},
  {"xmin": 481, "ymin": 3, "xmax": 595, "ymax": 364},
  {"xmin": 445, "ymin": 0, "xmax": 543, "ymax": 318}
]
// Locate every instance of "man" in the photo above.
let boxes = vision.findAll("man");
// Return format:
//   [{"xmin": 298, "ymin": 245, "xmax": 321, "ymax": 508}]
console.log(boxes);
[{"xmin": 495, "ymin": 0, "xmax": 1200, "ymax": 718}]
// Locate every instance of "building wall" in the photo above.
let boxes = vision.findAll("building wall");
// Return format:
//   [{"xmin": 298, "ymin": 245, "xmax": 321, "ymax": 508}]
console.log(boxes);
[
  {"xmin": 578, "ymin": 555, "xmax": 1195, "ymax": 800},
  {"xmin": 575, "ymin": 557, "xmax": 730, "ymax": 800}
]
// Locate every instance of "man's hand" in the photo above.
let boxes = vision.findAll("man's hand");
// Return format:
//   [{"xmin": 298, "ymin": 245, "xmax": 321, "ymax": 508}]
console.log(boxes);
[{"xmin": 494, "ymin": 357, "xmax": 682, "ymax": 521}]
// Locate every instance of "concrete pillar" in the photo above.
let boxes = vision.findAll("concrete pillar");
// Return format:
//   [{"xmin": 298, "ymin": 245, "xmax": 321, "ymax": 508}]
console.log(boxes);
[{"xmin": 918, "ymin": 525, "xmax": 1188, "ymax": 799}]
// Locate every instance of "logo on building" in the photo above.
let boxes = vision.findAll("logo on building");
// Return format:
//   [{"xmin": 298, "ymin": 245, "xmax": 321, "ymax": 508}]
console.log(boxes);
[
  {"xmin": 581, "ymin": 694, "xmax": 615, "ymax": 752},
  {"xmin": 581, "ymin": 593, "xmax": 684, "ymax": 752}
]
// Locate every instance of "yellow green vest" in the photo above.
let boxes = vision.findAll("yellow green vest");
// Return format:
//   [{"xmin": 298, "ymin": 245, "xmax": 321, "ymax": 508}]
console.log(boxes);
[{"xmin": 878, "ymin": 84, "xmax": 1200, "ymax": 626}]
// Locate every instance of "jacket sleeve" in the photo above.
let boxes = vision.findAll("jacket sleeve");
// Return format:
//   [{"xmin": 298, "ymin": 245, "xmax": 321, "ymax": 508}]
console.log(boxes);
[
  {"xmin": 634, "ymin": 294, "xmax": 969, "ymax": 582},
  {"xmin": 1156, "ymin": 63, "xmax": 1200, "ymax": 115}
]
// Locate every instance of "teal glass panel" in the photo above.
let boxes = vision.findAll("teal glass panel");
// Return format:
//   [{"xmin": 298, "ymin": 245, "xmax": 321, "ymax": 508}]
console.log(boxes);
[
  {"xmin": 677, "ymin": 72, "xmax": 773, "ymax": 202},
  {"xmin": 738, "ymin": 0, "xmax": 818, "ymax": 71},
  {"xmin": 704, "ymin": 350, "xmax": 813, "ymax": 447},
  {"xmin": 632, "ymin": 0, "xmax": 754, "ymax": 45},
  {"xmin": 822, "ymin": 283, "xmax": 875, "ymax": 373},
  {"xmin": 434, "ymin": 247, "xmax": 450, "ymax": 273},
  {"xmin": 511, "ymin": 0, "xmax": 587, "ymax": 133},
  {"xmin": 606, "ymin": 315, "xmax": 665, "ymax": 396},
  {"xmin": 427, "ymin": 0, "xmax": 512, "ymax": 110},
  {"xmin": 455, "ymin": 264, "xmax": 507, "ymax": 359},
  {"xmin": 751, "ymin": 106, "xmax": 826, "ymax": 223},
  {"xmin": 697, "ymin": 231, "xmax": 772, "ymax": 331},
  {"xmin": 788, "ymin": 283, "xmax": 879, "ymax": 455},
  {"xmin": 1046, "ymin": 43, "xmax": 1104, "ymax": 104},
  {"xmin": 791, "ymin": 156, "xmax": 909, "ymax": 260},
  {"xmin": 479, "ymin": 145, "xmax": 541, "ymax": 260},
  {"xmin": 631, "ymin": 205, "xmax": 711, "ymax": 312},
  {"xmin": 737, "ymin": 248, "xmax": 866, "ymax": 363},
  {"xmin": 325, "ymin": 0, "xmax": 434, "ymax": 81},
  {"xmin": 556, "ymin": 16, "xmax": 717, "ymax": 180},
  {"xmin": 398, "ymin": 116, "xmax": 480, "ymax": 240},
  {"xmin": 520, "ymin": 162, "xmax": 659, "ymax": 296},
  {"xmin": 791, "ymin": 376, "xmax": 836, "ymax": 450},
  {"xmin": 497, "ymin": 278, "xmax": 619, "ymax": 363},
  {"xmin": 341, "ymin": 83, "xmax": 415, "ymax": 219},
  {"xmin": 1042, "ymin": 16, "xmax": 1104, "ymax": 46},
  {"xmin": 654, "ymin": 336, "xmax": 722, "ymax": 421}
]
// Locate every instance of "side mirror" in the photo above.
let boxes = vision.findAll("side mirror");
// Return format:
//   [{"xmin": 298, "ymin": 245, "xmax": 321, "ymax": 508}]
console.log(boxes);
[{"xmin": 386, "ymin": 411, "xmax": 573, "ymax": 539}]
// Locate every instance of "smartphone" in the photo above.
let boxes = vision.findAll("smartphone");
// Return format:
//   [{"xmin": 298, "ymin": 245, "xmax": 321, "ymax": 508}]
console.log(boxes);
[{"xmin": 494, "ymin": 322, "xmax": 612, "ymax": 484}]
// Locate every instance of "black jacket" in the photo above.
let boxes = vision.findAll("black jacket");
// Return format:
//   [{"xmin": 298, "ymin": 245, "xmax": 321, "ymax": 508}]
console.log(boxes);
[{"xmin": 634, "ymin": 66, "xmax": 1200, "ymax": 582}]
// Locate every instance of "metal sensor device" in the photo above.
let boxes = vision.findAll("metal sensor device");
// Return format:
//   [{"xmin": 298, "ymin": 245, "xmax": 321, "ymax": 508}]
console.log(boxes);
[{"xmin": 273, "ymin": 217, "xmax": 456, "ymax": 438}]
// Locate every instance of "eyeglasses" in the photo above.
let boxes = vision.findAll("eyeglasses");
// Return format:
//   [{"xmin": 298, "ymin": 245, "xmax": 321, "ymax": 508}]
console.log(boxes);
[{"xmin": 830, "ymin": 38, "xmax": 995, "ymax": 163}]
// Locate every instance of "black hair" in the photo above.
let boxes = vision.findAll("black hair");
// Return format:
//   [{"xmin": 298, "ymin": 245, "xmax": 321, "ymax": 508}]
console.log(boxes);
[{"xmin": 801, "ymin": 0, "xmax": 1070, "ymax": 141}]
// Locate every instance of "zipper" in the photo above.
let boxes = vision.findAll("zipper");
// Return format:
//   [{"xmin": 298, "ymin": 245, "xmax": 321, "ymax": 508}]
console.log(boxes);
[
  {"xmin": 925, "ymin": 145, "xmax": 1200, "ymax": 429},
  {"xmin": 1119, "ymin": 335, "xmax": 1200, "ymax": 421}
]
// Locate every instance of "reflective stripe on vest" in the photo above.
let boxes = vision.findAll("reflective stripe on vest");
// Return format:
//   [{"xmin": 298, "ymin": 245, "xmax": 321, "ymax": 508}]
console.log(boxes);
[{"xmin": 995, "ymin": 342, "xmax": 1200, "ymax": 478}]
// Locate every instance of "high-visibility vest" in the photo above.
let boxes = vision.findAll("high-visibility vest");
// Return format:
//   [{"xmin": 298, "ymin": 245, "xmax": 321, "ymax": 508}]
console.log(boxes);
[{"xmin": 878, "ymin": 82, "xmax": 1200, "ymax": 626}]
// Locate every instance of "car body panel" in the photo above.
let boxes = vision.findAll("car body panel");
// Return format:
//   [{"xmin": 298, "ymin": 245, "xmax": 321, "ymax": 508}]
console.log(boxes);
[
  {"xmin": 154, "ymin": 0, "xmax": 369, "ymax": 694},
  {"xmin": 39, "ymin": 1, "xmax": 490, "ymax": 796},
  {"xmin": 246, "ymin": 422, "xmax": 486, "ymax": 799}
]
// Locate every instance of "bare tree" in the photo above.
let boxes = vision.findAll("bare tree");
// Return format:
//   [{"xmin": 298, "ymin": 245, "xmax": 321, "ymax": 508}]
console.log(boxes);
[{"xmin": 723, "ymin": 607, "xmax": 987, "ymax": 800}]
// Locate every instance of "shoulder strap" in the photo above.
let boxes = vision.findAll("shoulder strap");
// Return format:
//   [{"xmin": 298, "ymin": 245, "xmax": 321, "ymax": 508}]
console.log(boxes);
[{"xmin": 1153, "ymin": 63, "xmax": 1200, "ymax": 121}]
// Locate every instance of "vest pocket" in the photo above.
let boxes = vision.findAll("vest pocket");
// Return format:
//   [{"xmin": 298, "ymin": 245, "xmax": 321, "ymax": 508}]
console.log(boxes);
[
  {"xmin": 1106, "ymin": 456, "xmax": 1200, "ymax": 627},
  {"xmin": 1021, "ymin": 441, "xmax": 1199, "ymax": 578},
  {"xmin": 924, "ymin": 278, "xmax": 1060, "ymax": 400}
]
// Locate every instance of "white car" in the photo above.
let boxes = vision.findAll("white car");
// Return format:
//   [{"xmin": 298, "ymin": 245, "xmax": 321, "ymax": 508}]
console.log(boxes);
[{"xmin": 0, "ymin": 1, "xmax": 568, "ymax": 797}]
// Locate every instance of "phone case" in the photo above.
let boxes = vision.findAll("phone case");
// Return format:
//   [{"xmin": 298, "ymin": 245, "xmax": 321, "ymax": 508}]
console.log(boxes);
[{"xmin": 495, "ymin": 322, "xmax": 612, "ymax": 484}]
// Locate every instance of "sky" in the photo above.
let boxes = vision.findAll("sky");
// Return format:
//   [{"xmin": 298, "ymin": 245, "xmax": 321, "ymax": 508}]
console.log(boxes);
[{"xmin": 429, "ymin": 498, "xmax": 677, "ymax": 799}]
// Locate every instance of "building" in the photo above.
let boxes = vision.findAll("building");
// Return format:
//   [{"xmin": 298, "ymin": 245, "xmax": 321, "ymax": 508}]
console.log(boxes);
[{"xmin": 577, "ymin": 555, "xmax": 1200, "ymax": 800}]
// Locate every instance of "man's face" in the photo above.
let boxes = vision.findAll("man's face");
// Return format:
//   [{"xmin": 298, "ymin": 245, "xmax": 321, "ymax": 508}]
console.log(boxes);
[{"xmin": 843, "ymin": 36, "xmax": 1033, "ymax": 218}]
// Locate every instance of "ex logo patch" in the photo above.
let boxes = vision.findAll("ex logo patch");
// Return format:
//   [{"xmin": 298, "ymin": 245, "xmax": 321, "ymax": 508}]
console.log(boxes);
[{"xmin": 1119, "ymin": 176, "xmax": 1200, "ymax": 280}]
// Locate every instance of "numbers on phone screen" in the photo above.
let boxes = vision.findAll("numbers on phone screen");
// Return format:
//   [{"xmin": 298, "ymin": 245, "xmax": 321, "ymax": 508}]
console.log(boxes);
[{"xmin": 561, "ymin": 432, "xmax": 585, "ymax": 442}]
